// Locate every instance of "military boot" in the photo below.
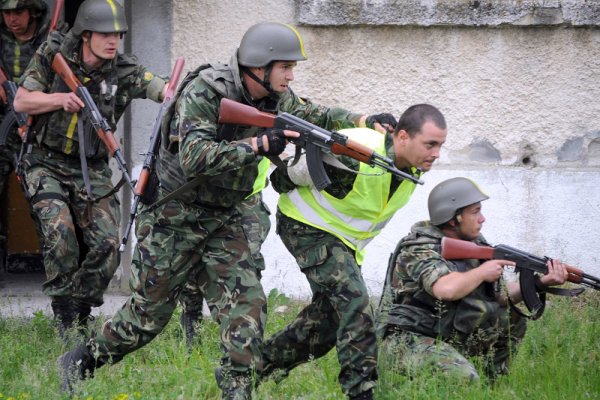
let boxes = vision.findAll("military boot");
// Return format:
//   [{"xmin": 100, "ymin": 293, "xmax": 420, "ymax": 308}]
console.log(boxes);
[
  {"xmin": 180, "ymin": 309, "xmax": 202, "ymax": 350},
  {"xmin": 57, "ymin": 344, "xmax": 99, "ymax": 395},
  {"xmin": 74, "ymin": 302, "xmax": 94, "ymax": 336},
  {"xmin": 215, "ymin": 367, "xmax": 253, "ymax": 400},
  {"xmin": 350, "ymin": 389, "xmax": 374, "ymax": 400},
  {"xmin": 51, "ymin": 297, "xmax": 76, "ymax": 341}
]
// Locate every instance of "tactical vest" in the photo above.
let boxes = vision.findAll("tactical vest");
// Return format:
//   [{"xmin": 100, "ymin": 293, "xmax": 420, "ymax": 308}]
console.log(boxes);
[
  {"xmin": 383, "ymin": 226, "xmax": 504, "ymax": 345},
  {"xmin": 278, "ymin": 128, "xmax": 420, "ymax": 264},
  {"xmin": 156, "ymin": 61, "xmax": 269, "ymax": 208},
  {"xmin": 0, "ymin": 18, "xmax": 48, "ymax": 83},
  {"xmin": 34, "ymin": 31, "xmax": 137, "ymax": 160}
]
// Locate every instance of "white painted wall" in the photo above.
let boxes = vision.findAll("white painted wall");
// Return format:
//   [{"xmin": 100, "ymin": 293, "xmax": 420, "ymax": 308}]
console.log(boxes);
[
  {"xmin": 119, "ymin": 0, "xmax": 600, "ymax": 298},
  {"xmin": 260, "ymin": 167, "xmax": 600, "ymax": 299}
]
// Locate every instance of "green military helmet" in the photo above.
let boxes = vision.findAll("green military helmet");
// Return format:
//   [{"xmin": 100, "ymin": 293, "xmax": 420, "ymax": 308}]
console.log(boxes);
[
  {"xmin": 428, "ymin": 177, "xmax": 489, "ymax": 225},
  {"xmin": 72, "ymin": 0, "xmax": 128, "ymax": 36},
  {"xmin": 0, "ymin": 0, "xmax": 46, "ymax": 11},
  {"xmin": 238, "ymin": 22, "xmax": 307, "ymax": 68}
]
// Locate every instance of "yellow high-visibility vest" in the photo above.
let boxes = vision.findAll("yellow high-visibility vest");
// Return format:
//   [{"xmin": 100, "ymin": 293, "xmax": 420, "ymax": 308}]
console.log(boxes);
[{"xmin": 278, "ymin": 128, "xmax": 420, "ymax": 264}]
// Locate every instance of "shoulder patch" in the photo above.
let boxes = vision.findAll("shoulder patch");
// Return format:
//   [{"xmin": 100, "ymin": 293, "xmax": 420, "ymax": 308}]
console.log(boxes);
[{"xmin": 144, "ymin": 71, "xmax": 154, "ymax": 81}]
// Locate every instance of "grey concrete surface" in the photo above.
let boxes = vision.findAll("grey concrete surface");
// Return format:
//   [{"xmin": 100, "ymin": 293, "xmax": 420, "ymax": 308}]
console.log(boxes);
[{"xmin": 0, "ymin": 272, "xmax": 129, "ymax": 318}]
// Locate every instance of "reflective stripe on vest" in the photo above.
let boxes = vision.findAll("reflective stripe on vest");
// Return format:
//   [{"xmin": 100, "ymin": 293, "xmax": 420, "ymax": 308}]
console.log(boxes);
[
  {"xmin": 247, "ymin": 157, "xmax": 270, "ymax": 198},
  {"xmin": 278, "ymin": 128, "xmax": 420, "ymax": 264}
]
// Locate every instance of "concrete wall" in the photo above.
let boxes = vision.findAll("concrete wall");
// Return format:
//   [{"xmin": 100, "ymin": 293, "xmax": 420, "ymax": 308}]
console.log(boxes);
[
  {"xmin": 108, "ymin": 0, "xmax": 173, "ymax": 288},
  {"xmin": 118, "ymin": 0, "xmax": 600, "ymax": 297}
]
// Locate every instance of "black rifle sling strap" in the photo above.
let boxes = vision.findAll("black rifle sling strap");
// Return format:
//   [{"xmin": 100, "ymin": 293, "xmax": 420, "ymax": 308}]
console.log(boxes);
[
  {"xmin": 147, "ymin": 174, "xmax": 207, "ymax": 211},
  {"xmin": 77, "ymin": 115, "xmax": 94, "ymax": 201}
]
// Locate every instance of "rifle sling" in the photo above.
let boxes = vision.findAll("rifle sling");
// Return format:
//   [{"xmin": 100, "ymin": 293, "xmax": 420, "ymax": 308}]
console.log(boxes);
[
  {"xmin": 147, "ymin": 175, "xmax": 208, "ymax": 212},
  {"xmin": 508, "ymin": 275, "xmax": 585, "ymax": 320},
  {"xmin": 77, "ymin": 115, "xmax": 95, "ymax": 201}
]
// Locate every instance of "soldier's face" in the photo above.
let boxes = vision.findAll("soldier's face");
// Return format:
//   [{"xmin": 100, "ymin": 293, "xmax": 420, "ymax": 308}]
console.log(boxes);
[
  {"xmin": 84, "ymin": 32, "xmax": 121, "ymax": 62},
  {"xmin": 457, "ymin": 202, "xmax": 485, "ymax": 240},
  {"xmin": 268, "ymin": 61, "xmax": 296, "ymax": 93},
  {"xmin": 2, "ymin": 8, "xmax": 30, "ymax": 36},
  {"xmin": 393, "ymin": 121, "xmax": 446, "ymax": 172}
]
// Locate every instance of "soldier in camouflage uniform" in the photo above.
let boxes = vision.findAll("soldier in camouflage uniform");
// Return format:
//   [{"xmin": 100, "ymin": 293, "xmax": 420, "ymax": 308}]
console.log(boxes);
[
  {"xmin": 378, "ymin": 177, "xmax": 569, "ymax": 381},
  {"xmin": 263, "ymin": 105, "xmax": 448, "ymax": 399},
  {"xmin": 13, "ymin": 0, "xmax": 166, "ymax": 335},
  {"xmin": 0, "ymin": 0, "xmax": 52, "ymax": 267},
  {"xmin": 58, "ymin": 22, "xmax": 393, "ymax": 399},
  {"xmin": 177, "ymin": 192, "xmax": 271, "ymax": 349}
]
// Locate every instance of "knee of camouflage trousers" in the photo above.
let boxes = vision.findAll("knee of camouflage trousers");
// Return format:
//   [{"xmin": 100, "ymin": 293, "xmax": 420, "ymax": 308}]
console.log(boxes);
[{"xmin": 379, "ymin": 331, "xmax": 480, "ymax": 383}]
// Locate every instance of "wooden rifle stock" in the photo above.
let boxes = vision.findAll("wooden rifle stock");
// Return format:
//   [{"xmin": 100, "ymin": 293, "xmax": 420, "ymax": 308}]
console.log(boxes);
[
  {"xmin": 330, "ymin": 141, "xmax": 373, "ymax": 164},
  {"xmin": 218, "ymin": 98, "xmax": 275, "ymax": 128},
  {"xmin": 441, "ymin": 237, "xmax": 496, "ymax": 260},
  {"xmin": 48, "ymin": 0, "xmax": 64, "ymax": 33},
  {"xmin": 0, "ymin": 68, "xmax": 9, "ymax": 104}
]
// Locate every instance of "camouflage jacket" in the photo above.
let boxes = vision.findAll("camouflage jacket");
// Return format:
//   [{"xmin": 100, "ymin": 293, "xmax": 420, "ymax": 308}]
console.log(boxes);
[
  {"xmin": 157, "ymin": 52, "xmax": 364, "ymax": 209},
  {"xmin": 384, "ymin": 221, "xmax": 508, "ymax": 351},
  {"xmin": 19, "ymin": 30, "xmax": 165, "ymax": 160}
]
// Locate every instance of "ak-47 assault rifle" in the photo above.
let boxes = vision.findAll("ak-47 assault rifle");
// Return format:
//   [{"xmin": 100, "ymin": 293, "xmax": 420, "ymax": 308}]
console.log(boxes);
[
  {"xmin": 51, "ymin": 52, "xmax": 135, "ymax": 191},
  {"xmin": 218, "ymin": 98, "xmax": 424, "ymax": 190},
  {"xmin": 119, "ymin": 57, "xmax": 185, "ymax": 252},
  {"xmin": 0, "ymin": 0, "xmax": 64, "ymax": 146},
  {"xmin": 0, "ymin": 68, "xmax": 28, "ymax": 145},
  {"xmin": 441, "ymin": 237, "xmax": 600, "ymax": 319}
]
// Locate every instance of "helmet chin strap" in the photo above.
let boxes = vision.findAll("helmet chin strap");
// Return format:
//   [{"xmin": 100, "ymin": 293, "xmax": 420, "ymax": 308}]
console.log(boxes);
[{"xmin": 243, "ymin": 63, "xmax": 274, "ymax": 95}]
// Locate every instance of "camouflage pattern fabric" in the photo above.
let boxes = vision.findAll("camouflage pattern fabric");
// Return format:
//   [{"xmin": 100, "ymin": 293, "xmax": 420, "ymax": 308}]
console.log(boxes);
[
  {"xmin": 0, "ymin": 0, "xmax": 48, "ymax": 82},
  {"xmin": 0, "ymin": 0, "xmax": 50, "ymax": 252},
  {"xmin": 157, "ymin": 53, "xmax": 362, "ymax": 209},
  {"xmin": 20, "ymin": 30, "xmax": 165, "ymax": 159},
  {"xmin": 379, "ymin": 221, "xmax": 527, "ymax": 380},
  {"xmin": 23, "ymin": 150, "xmax": 120, "ymax": 306},
  {"xmin": 380, "ymin": 317, "xmax": 526, "ymax": 381},
  {"xmin": 178, "ymin": 192, "xmax": 271, "ymax": 321},
  {"xmin": 261, "ymin": 211, "xmax": 377, "ymax": 397},
  {"xmin": 15, "ymin": 30, "xmax": 164, "ymax": 308},
  {"xmin": 85, "ymin": 57, "xmax": 364, "ymax": 396},
  {"xmin": 88, "ymin": 195, "xmax": 267, "ymax": 389}
]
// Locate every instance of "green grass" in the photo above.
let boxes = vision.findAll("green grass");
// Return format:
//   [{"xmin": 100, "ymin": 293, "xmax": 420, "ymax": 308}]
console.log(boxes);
[{"xmin": 1, "ymin": 290, "xmax": 599, "ymax": 399}]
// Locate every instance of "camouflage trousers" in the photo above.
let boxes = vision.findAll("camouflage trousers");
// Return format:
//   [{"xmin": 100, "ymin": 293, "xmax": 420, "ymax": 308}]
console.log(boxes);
[
  {"xmin": 178, "ymin": 193, "xmax": 271, "ymax": 318},
  {"xmin": 380, "ymin": 315, "xmax": 527, "ymax": 382},
  {"xmin": 261, "ymin": 211, "xmax": 377, "ymax": 397},
  {"xmin": 23, "ymin": 149, "xmax": 120, "ymax": 307},
  {"xmin": 88, "ymin": 194, "xmax": 268, "ymax": 389}
]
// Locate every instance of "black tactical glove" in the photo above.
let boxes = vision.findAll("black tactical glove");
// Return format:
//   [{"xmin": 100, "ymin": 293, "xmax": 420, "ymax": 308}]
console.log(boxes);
[
  {"xmin": 366, "ymin": 113, "xmax": 397, "ymax": 132},
  {"xmin": 257, "ymin": 128, "xmax": 287, "ymax": 156}
]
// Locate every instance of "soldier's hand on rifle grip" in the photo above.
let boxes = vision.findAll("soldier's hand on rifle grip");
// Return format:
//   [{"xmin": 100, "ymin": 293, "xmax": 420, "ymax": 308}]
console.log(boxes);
[
  {"xmin": 539, "ymin": 259, "xmax": 569, "ymax": 287},
  {"xmin": 61, "ymin": 92, "xmax": 85, "ymax": 113},
  {"xmin": 479, "ymin": 259, "xmax": 514, "ymax": 283},
  {"xmin": 366, "ymin": 113, "xmax": 397, "ymax": 134},
  {"xmin": 254, "ymin": 128, "xmax": 299, "ymax": 156}
]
